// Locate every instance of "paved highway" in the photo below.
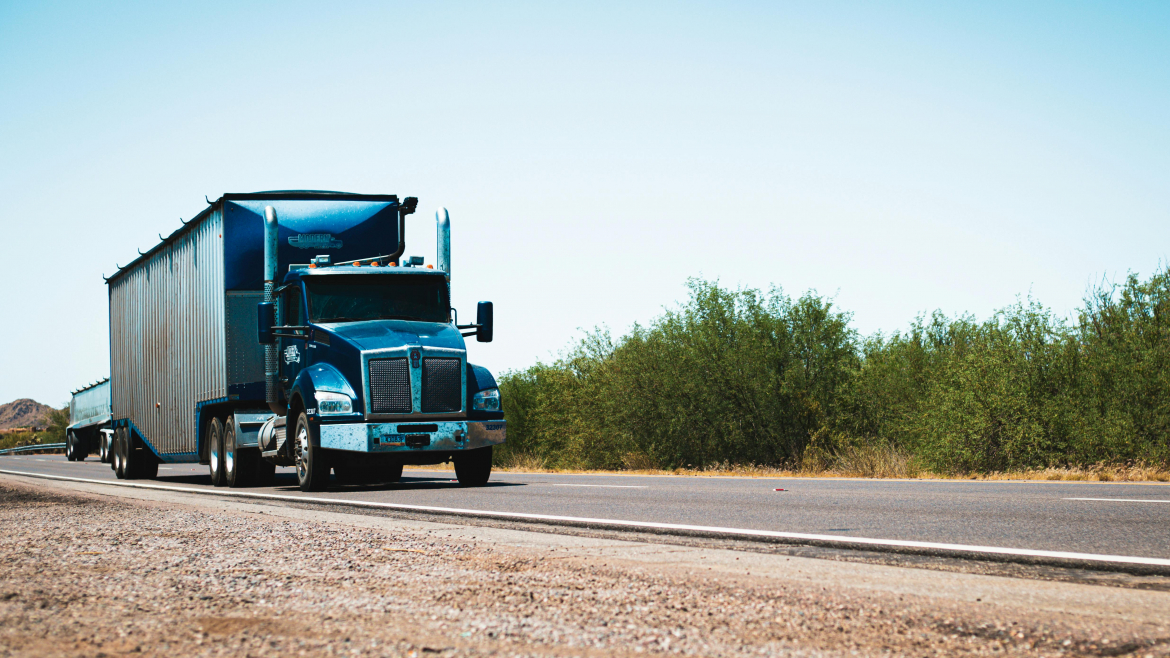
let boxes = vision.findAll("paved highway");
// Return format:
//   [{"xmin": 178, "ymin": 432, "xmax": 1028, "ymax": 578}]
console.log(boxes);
[{"xmin": 3, "ymin": 454, "xmax": 1168, "ymax": 562}]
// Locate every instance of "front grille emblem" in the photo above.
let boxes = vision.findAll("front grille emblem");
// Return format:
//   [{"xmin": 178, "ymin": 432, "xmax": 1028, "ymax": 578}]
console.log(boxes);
[{"xmin": 410, "ymin": 349, "xmax": 421, "ymax": 368}]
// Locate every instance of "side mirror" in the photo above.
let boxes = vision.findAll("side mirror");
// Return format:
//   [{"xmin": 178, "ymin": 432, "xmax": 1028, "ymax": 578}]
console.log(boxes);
[
  {"xmin": 476, "ymin": 301, "xmax": 493, "ymax": 343},
  {"xmin": 257, "ymin": 302, "xmax": 275, "ymax": 344}
]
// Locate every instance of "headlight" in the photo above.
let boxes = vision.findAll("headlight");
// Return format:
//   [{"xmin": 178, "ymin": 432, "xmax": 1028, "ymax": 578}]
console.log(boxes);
[
  {"xmin": 315, "ymin": 391, "xmax": 354, "ymax": 415},
  {"xmin": 472, "ymin": 387, "xmax": 501, "ymax": 411}
]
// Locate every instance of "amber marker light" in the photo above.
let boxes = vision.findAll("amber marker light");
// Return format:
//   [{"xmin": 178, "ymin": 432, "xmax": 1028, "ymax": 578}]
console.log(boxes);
[
  {"xmin": 353, "ymin": 262, "xmax": 362, "ymax": 267},
  {"xmin": 426, "ymin": 264, "xmax": 434, "ymax": 269}
]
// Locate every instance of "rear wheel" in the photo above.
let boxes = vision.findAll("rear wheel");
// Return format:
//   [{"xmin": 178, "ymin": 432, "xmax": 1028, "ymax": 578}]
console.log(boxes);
[
  {"xmin": 294, "ymin": 411, "xmax": 329, "ymax": 492},
  {"xmin": 66, "ymin": 432, "xmax": 78, "ymax": 461},
  {"xmin": 208, "ymin": 417, "xmax": 225, "ymax": 487},
  {"xmin": 99, "ymin": 432, "xmax": 110, "ymax": 463},
  {"xmin": 224, "ymin": 416, "xmax": 260, "ymax": 488},
  {"xmin": 121, "ymin": 429, "xmax": 156, "ymax": 480},
  {"xmin": 454, "ymin": 446, "xmax": 492, "ymax": 487},
  {"xmin": 112, "ymin": 428, "xmax": 127, "ymax": 479}
]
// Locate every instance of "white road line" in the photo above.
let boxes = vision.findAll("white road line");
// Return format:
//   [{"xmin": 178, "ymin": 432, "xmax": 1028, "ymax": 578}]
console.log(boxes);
[
  {"xmin": 1, "ymin": 468, "xmax": 1168, "ymax": 569},
  {"xmin": 551, "ymin": 484, "xmax": 648, "ymax": 489},
  {"xmin": 158, "ymin": 467, "xmax": 174, "ymax": 471},
  {"xmin": 1065, "ymin": 497, "xmax": 1170, "ymax": 504}
]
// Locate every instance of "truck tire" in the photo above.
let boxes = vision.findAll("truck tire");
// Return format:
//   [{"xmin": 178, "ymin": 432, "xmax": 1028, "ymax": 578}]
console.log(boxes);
[
  {"xmin": 75, "ymin": 431, "xmax": 90, "ymax": 461},
  {"xmin": 293, "ymin": 411, "xmax": 329, "ymax": 492},
  {"xmin": 454, "ymin": 446, "xmax": 492, "ymax": 487},
  {"xmin": 100, "ymin": 432, "xmax": 111, "ymax": 464},
  {"xmin": 112, "ymin": 428, "xmax": 127, "ymax": 479},
  {"xmin": 208, "ymin": 417, "xmax": 226, "ymax": 487},
  {"xmin": 223, "ymin": 416, "xmax": 257, "ymax": 488},
  {"xmin": 122, "ymin": 429, "xmax": 157, "ymax": 480},
  {"xmin": 66, "ymin": 431, "xmax": 78, "ymax": 462}
]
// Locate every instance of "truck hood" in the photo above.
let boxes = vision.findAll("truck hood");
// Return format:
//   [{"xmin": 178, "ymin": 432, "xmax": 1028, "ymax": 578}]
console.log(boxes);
[{"xmin": 318, "ymin": 319, "xmax": 465, "ymax": 352}]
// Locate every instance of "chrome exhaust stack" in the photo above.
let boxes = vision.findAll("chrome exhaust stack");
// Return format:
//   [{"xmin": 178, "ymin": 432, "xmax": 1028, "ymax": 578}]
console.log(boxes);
[
  {"xmin": 436, "ymin": 207, "xmax": 451, "ymax": 276},
  {"xmin": 264, "ymin": 206, "xmax": 281, "ymax": 414}
]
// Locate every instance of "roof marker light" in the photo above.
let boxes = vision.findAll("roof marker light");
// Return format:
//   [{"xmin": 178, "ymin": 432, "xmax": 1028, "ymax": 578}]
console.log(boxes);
[
  {"xmin": 426, "ymin": 264, "xmax": 434, "ymax": 269},
  {"xmin": 353, "ymin": 262, "xmax": 362, "ymax": 267}
]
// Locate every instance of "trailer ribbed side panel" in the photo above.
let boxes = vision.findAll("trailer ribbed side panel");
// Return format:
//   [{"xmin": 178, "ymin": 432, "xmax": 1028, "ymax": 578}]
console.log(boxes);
[
  {"xmin": 69, "ymin": 380, "xmax": 111, "ymax": 429},
  {"xmin": 109, "ymin": 210, "xmax": 225, "ymax": 456}
]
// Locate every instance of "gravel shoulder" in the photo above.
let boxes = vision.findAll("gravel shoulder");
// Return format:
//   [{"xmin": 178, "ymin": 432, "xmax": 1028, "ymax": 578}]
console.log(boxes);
[{"xmin": 1, "ymin": 475, "xmax": 1168, "ymax": 657}]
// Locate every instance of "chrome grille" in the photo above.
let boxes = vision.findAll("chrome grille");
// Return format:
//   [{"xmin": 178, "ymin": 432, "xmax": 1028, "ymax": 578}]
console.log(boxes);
[
  {"xmin": 369, "ymin": 358, "xmax": 412, "ymax": 414},
  {"xmin": 422, "ymin": 358, "xmax": 461, "ymax": 413}
]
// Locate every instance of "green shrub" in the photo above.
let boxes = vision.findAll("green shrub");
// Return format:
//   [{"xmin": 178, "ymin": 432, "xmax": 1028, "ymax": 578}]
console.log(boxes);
[{"xmin": 498, "ymin": 271, "xmax": 1170, "ymax": 473}]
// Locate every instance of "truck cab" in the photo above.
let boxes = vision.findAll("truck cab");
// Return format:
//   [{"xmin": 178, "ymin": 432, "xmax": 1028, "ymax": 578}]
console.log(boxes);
[{"xmin": 259, "ymin": 261, "xmax": 504, "ymax": 490}]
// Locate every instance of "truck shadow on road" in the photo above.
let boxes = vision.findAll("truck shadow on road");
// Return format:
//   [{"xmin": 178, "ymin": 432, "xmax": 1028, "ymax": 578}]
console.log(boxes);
[{"xmin": 152, "ymin": 473, "xmax": 526, "ymax": 492}]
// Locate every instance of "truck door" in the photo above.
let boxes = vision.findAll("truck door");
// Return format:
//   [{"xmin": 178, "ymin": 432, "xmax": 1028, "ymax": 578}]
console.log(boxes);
[{"xmin": 280, "ymin": 285, "xmax": 307, "ymax": 394}]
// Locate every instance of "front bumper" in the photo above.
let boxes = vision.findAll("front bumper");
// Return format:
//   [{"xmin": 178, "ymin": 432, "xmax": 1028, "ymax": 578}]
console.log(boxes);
[{"xmin": 318, "ymin": 420, "xmax": 505, "ymax": 453}]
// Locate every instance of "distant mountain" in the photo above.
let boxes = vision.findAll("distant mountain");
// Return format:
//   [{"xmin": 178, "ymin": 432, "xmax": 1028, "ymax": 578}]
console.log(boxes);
[{"xmin": 0, "ymin": 399, "xmax": 54, "ymax": 430}]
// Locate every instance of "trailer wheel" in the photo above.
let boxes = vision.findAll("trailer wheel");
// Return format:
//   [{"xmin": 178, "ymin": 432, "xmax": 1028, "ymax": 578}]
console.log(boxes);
[
  {"xmin": 454, "ymin": 446, "xmax": 492, "ymax": 487},
  {"xmin": 66, "ymin": 432, "xmax": 77, "ymax": 462},
  {"xmin": 224, "ymin": 416, "xmax": 258, "ymax": 488},
  {"xmin": 75, "ymin": 432, "xmax": 90, "ymax": 461},
  {"xmin": 111, "ymin": 429, "xmax": 124, "ymax": 478},
  {"xmin": 208, "ymin": 417, "xmax": 226, "ymax": 487},
  {"xmin": 293, "ymin": 411, "xmax": 329, "ymax": 492},
  {"xmin": 121, "ymin": 429, "xmax": 156, "ymax": 480},
  {"xmin": 100, "ymin": 432, "xmax": 111, "ymax": 464},
  {"xmin": 113, "ymin": 427, "xmax": 129, "ymax": 479}
]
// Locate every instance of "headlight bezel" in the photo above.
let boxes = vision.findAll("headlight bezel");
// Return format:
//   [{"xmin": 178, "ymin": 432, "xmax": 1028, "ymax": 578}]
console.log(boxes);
[
  {"xmin": 315, "ymin": 391, "xmax": 355, "ymax": 415},
  {"xmin": 472, "ymin": 387, "xmax": 501, "ymax": 411}
]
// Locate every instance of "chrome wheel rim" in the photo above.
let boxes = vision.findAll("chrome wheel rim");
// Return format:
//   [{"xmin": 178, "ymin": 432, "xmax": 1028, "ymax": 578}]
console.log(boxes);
[{"xmin": 295, "ymin": 425, "xmax": 310, "ymax": 481}]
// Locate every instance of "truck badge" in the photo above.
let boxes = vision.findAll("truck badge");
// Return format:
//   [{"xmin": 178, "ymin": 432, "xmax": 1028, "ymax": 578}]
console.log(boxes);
[
  {"xmin": 284, "ymin": 345, "xmax": 301, "ymax": 364},
  {"xmin": 288, "ymin": 233, "xmax": 343, "ymax": 250}
]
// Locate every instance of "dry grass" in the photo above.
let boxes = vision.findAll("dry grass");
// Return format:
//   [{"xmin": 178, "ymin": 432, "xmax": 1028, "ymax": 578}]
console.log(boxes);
[{"xmin": 486, "ymin": 448, "xmax": 1170, "ymax": 483}]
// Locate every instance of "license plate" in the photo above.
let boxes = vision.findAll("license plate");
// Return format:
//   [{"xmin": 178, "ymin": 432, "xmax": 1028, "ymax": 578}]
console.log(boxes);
[{"xmin": 379, "ymin": 433, "xmax": 405, "ymax": 444}]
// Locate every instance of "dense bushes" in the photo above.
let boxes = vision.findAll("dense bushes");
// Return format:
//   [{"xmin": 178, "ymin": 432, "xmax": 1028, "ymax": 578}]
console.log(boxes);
[{"xmin": 497, "ymin": 272, "xmax": 1170, "ymax": 474}]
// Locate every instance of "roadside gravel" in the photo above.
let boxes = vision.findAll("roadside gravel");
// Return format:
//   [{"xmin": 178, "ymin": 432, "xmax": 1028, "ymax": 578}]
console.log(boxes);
[{"xmin": 0, "ymin": 480, "xmax": 1167, "ymax": 657}]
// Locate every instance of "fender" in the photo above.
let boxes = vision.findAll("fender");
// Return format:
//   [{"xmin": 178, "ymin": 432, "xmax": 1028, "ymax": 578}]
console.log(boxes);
[
  {"xmin": 291, "ymin": 363, "xmax": 360, "ymax": 429},
  {"xmin": 467, "ymin": 363, "xmax": 497, "ymax": 392}
]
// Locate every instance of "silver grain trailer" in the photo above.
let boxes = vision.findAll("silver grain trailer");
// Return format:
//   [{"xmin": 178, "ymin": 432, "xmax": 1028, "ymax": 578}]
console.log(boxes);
[{"xmin": 66, "ymin": 379, "xmax": 112, "ymax": 462}]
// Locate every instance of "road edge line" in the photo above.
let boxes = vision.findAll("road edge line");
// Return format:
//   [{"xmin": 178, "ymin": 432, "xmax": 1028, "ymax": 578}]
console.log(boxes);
[{"xmin": 3, "ymin": 468, "xmax": 1169, "ymax": 576}]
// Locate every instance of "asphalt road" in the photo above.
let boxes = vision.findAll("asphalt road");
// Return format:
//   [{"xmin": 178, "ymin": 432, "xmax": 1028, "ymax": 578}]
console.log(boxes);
[{"xmin": 3, "ymin": 453, "xmax": 1168, "ymax": 561}]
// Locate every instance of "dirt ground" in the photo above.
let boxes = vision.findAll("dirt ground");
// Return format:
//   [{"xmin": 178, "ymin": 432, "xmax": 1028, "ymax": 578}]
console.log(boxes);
[{"xmin": 0, "ymin": 480, "xmax": 1167, "ymax": 657}]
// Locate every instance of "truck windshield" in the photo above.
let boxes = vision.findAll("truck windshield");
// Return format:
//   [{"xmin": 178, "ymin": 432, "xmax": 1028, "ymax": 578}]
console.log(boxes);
[{"xmin": 305, "ymin": 275, "xmax": 449, "ymax": 324}]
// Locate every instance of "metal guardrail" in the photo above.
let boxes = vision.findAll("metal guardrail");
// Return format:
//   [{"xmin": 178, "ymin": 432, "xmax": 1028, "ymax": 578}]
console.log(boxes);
[{"xmin": 0, "ymin": 443, "xmax": 66, "ymax": 455}]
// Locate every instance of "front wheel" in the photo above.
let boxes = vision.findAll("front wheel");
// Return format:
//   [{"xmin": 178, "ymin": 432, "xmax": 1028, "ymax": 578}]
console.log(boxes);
[
  {"xmin": 293, "ymin": 411, "xmax": 329, "ymax": 492},
  {"xmin": 454, "ymin": 446, "xmax": 492, "ymax": 487}
]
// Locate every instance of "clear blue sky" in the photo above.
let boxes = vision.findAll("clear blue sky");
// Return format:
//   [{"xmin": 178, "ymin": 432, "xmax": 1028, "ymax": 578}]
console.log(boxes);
[{"xmin": 2, "ymin": 1, "xmax": 1167, "ymax": 406}]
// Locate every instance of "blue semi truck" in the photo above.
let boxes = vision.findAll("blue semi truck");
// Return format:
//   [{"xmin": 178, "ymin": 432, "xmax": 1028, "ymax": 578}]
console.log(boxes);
[{"xmin": 105, "ymin": 191, "xmax": 504, "ymax": 491}]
